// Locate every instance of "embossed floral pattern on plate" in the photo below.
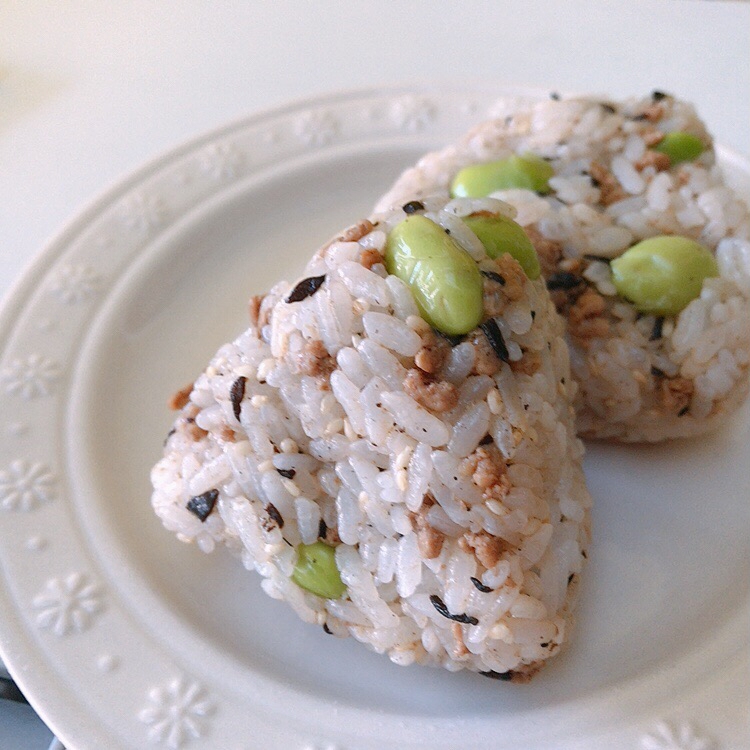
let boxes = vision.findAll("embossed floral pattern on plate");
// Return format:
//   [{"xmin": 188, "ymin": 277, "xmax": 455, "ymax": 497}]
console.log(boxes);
[
  {"xmin": 33, "ymin": 572, "xmax": 104, "ymax": 636},
  {"xmin": 1, "ymin": 354, "xmax": 61, "ymax": 399},
  {"xmin": 138, "ymin": 676, "xmax": 214, "ymax": 749},
  {"xmin": 0, "ymin": 459, "xmax": 57, "ymax": 512},
  {"xmin": 641, "ymin": 721, "xmax": 715, "ymax": 750}
]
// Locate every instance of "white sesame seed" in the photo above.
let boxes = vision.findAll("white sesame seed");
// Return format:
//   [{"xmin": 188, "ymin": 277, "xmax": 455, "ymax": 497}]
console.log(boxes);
[
  {"xmin": 488, "ymin": 390, "xmax": 504, "ymax": 415},
  {"xmin": 343, "ymin": 418, "xmax": 357, "ymax": 441},
  {"xmin": 256, "ymin": 358, "xmax": 275, "ymax": 381},
  {"xmin": 486, "ymin": 499, "xmax": 508, "ymax": 516},
  {"xmin": 489, "ymin": 622, "xmax": 513, "ymax": 642},
  {"xmin": 406, "ymin": 315, "xmax": 430, "ymax": 334},
  {"xmin": 280, "ymin": 438, "xmax": 298, "ymax": 454},
  {"xmin": 396, "ymin": 469, "xmax": 408, "ymax": 492},
  {"xmin": 320, "ymin": 394, "xmax": 337, "ymax": 413},
  {"xmin": 281, "ymin": 479, "xmax": 301, "ymax": 497},
  {"xmin": 395, "ymin": 446, "xmax": 414, "ymax": 471},
  {"xmin": 352, "ymin": 298, "xmax": 370, "ymax": 315},
  {"xmin": 257, "ymin": 460, "xmax": 274, "ymax": 473},
  {"xmin": 324, "ymin": 418, "xmax": 344, "ymax": 436}
]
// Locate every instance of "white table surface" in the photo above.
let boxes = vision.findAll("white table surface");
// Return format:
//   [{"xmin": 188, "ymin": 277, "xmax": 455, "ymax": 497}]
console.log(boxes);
[{"xmin": 1, "ymin": 2, "xmax": 748, "ymax": 747}]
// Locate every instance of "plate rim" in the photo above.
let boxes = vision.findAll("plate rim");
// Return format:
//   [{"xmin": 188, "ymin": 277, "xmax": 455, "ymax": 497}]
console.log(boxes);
[{"xmin": 0, "ymin": 83, "xmax": 748, "ymax": 750}]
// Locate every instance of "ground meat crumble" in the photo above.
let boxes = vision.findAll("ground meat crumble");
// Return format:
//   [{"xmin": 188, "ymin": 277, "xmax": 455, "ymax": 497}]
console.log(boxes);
[
  {"xmin": 167, "ymin": 383, "xmax": 193, "ymax": 411},
  {"xmin": 568, "ymin": 288, "xmax": 610, "ymax": 341},
  {"xmin": 469, "ymin": 330, "xmax": 503, "ymax": 376},
  {"xmin": 639, "ymin": 103, "xmax": 665, "ymax": 123},
  {"xmin": 409, "ymin": 500, "xmax": 445, "ymax": 560},
  {"xmin": 462, "ymin": 445, "xmax": 511, "ymax": 503},
  {"xmin": 635, "ymin": 150, "xmax": 671, "ymax": 172},
  {"xmin": 338, "ymin": 218, "xmax": 375, "ymax": 244},
  {"xmin": 218, "ymin": 425, "xmax": 237, "ymax": 442},
  {"xmin": 460, "ymin": 530, "xmax": 506, "ymax": 569},
  {"xmin": 296, "ymin": 339, "xmax": 336, "ymax": 378},
  {"xmin": 181, "ymin": 404, "xmax": 208, "ymax": 442},
  {"xmin": 660, "ymin": 376, "xmax": 694, "ymax": 414},
  {"xmin": 590, "ymin": 160, "xmax": 627, "ymax": 206},
  {"xmin": 248, "ymin": 294, "xmax": 264, "ymax": 327},
  {"xmin": 510, "ymin": 350, "xmax": 542, "ymax": 376},
  {"xmin": 641, "ymin": 128, "xmax": 665, "ymax": 147},
  {"xmin": 494, "ymin": 253, "xmax": 526, "ymax": 301},
  {"xmin": 523, "ymin": 226, "xmax": 563, "ymax": 277},
  {"xmin": 414, "ymin": 329, "xmax": 449, "ymax": 375},
  {"xmin": 403, "ymin": 368, "xmax": 459, "ymax": 413},
  {"xmin": 360, "ymin": 247, "xmax": 384, "ymax": 270}
]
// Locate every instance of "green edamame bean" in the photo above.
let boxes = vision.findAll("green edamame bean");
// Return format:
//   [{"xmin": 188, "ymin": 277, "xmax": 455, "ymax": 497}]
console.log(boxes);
[
  {"xmin": 611, "ymin": 235, "xmax": 718, "ymax": 316},
  {"xmin": 450, "ymin": 153, "xmax": 554, "ymax": 198},
  {"xmin": 462, "ymin": 215, "xmax": 541, "ymax": 280},
  {"xmin": 653, "ymin": 132, "xmax": 704, "ymax": 165},
  {"xmin": 385, "ymin": 215, "xmax": 483, "ymax": 336},
  {"xmin": 292, "ymin": 541, "xmax": 346, "ymax": 599}
]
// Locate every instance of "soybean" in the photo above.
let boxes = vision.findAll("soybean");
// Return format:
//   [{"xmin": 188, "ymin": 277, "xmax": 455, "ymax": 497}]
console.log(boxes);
[
  {"xmin": 653, "ymin": 132, "xmax": 704, "ymax": 165},
  {"xmin": 462, "ymin": 215, "xmax": 541, "ymax": 279},
  {"xmin": 385, "ymin": 215, "xmax": 483, "ymax": 336},
  {"xmin": 451, "ymin": 153, "xmax": 554, "ymax": 198},
  {"xmin": 292, "ymin": 541, "xmax": 346, "ymax": 599},
  {"xmin": 611, "ymin": 235, "xmax": 718, "ymax": 316}
]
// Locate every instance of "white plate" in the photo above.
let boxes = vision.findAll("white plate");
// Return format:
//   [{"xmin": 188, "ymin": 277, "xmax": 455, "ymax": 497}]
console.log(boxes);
[{"xmin": 0, "ymin": 85, "xmax": 748, "ymax": 750}]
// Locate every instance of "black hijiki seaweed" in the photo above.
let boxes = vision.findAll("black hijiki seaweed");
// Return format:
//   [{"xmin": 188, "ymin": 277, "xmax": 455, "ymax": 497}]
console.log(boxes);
[
  {"xmin": 435, "ymin": 329, "xmax": 465, "ymax": 347},
  {"xmin": 230, "ymin": 376, "xmax": 247, "ymax": 421},
  {"xmin": 429, "ymin": 594, "xmax": 479, "ymax": 625},
  {"xmin": 546, "ymin": 272, "xmax": 584, "ymax": 291},
  {"xmin": 276, "ymin": 468, "xmax": 296, "ymax": 479},
  {"xmin": 479, "ymin": 670, "xmax": 514, "ymax": 681},
  {"xmin": 402, "ymin": 200, "xmax": 425, "ymax": 214},
  {"xmin": 649, "ymin": 316, "xmax": 665, "ymax": 341},
  {"xmin": 265, "ymin": 503, "xmax": 284, "ymax": 528},
  {"xmin": 480, "ymin": 269, "xmax": 506, "ymax": 286},
  {"xmin": 470, "ymin": 576, "xmax": 493, "ymax": 593},
  {"xmin": 286, "ymin": 275, "xmax": 326, "ymax": 303},
  {"xmin": 479, "ymin": 319, "xmax": 510, "ymax": 363},
  {"xmin": 186, "ymin": 489, "xmax": 219, "ymax": 522}
]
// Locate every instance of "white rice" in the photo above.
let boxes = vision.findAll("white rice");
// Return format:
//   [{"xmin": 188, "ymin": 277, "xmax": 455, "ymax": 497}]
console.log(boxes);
[
  {"xmin": 151, "ymin": 198, "xmax": 591, "ymax": 679},
  {"xmin": 374, "ymin": 92, "xmax": 750, "ymax": 441}
]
